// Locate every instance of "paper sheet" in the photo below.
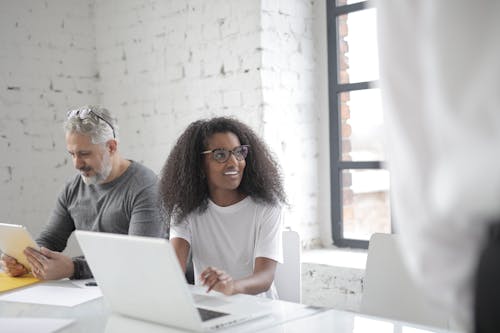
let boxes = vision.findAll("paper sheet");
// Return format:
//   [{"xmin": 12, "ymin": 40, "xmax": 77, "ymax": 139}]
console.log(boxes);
[
  {"xmin": 0, "ymin": 318, "xmax": 74, "ymax": 333},
  {"xmin": 0, "ymin": 283, "xmax": 102, "ymax": 307}
]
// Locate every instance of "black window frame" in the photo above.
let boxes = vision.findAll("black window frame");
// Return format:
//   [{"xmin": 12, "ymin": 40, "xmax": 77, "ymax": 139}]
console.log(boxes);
[{"xmin": 327, "ymin": 0, "xmax": 388, "ymax": 249}]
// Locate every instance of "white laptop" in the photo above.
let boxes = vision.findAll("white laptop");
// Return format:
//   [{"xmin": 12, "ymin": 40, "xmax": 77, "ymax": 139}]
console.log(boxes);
[{"xmin": 74, "ymin": 231, "xmax": 271, "ymax": 332}]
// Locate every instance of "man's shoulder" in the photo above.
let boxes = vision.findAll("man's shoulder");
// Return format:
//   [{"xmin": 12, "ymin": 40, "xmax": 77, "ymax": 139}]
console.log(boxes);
[
  {"xmin": 123, "ymin": 160, "xmax": 158, "ymax": 186},
  {"xmin": 128, "ymin": 160, "xmax": 156, "ymax": 175}
]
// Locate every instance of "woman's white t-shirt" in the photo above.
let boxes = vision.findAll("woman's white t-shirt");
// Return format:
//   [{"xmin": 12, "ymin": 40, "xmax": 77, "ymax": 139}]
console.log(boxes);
[{"xmin": 170, "ymin": 196, "xmax": 283, "ymax": 299}]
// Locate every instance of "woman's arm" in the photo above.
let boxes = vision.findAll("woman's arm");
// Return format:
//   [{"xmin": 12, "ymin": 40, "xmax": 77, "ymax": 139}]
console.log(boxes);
[
  {"xmin": 200, "ymin": 257, "xmax": 277, "ymax": 296},
  {"xmin": 171, "ymin": 237, "xmax": 190, "ymax": 273}
]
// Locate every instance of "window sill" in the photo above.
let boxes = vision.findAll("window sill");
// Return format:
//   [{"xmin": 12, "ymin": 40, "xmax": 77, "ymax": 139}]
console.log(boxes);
[{"xmin": 302, "ymin": 247, "xmax": 367, "ymax": 270}]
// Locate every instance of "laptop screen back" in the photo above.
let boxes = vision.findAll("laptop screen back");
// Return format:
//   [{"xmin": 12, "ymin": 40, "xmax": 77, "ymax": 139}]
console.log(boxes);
[{"xmin": 74, "ymin": 231, "xmax": 205, "ymax": 332}]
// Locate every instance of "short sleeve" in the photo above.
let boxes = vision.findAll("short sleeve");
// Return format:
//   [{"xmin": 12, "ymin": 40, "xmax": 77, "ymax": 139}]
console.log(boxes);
[
  {"xmin": 254, "ymin": 205, "xmax": 283, "ymax": 263},
  {"xmin": 169, "ymin": 219, "xmax": 192, "ymax": 245}
]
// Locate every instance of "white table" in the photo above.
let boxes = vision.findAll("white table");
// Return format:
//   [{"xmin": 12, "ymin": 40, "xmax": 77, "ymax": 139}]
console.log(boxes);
[{"xmin": 0, "ymin": 280, "xmax": 459, "ymax": 333}]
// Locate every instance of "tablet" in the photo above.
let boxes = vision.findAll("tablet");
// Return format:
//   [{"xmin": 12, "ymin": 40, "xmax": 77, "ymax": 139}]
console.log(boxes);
[{"xmin": 0, "ymin": 223, "xmax": 39, "ymax": 269}]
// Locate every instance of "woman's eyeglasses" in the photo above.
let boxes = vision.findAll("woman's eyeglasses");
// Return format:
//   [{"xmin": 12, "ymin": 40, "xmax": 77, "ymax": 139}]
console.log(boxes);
[
  {"xmin": 201, "ymin": 145, "xmax": 249, "ymax": 163},
  {"xmin": 66, "ymin": 108, "xmax": 116, "ymax": 139}
]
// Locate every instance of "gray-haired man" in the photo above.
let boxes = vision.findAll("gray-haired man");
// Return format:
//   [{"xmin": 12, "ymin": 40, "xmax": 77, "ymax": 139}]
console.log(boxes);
[{"xmin": 1, "ymin": 106, "xmax": 166, "ymax": 280}]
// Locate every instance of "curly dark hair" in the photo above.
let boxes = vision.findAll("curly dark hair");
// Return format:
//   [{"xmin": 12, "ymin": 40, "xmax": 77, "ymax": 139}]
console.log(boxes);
[{"xmin": 159, "ymin": 117, "xmax": 286, "ymax": 223}]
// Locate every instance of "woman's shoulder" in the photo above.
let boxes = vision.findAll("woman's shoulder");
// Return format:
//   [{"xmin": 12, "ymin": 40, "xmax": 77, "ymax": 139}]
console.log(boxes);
[
  {"xmin": 246, "ymin": 197, "xmax": 282, "ymax": 221},
  {"xmin": 248, "ymin": 196, "xmax": 282, "ymax": 210}
]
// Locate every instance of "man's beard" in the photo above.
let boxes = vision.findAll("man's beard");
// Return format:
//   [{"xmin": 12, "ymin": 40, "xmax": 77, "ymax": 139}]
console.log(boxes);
[{"xmin": 81, "ymin": 152, "xmax": 112, "ymax": 185}]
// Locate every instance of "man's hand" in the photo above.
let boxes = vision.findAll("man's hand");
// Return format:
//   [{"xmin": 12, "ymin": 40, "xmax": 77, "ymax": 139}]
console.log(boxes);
[
  {"xmin": 24, "ymin": 247, "xmax": 74, "ymax": 280},
  {"xmin": 199, "ymin": 266, "xmax": 236, "ymax": 296},
  {"xmin": 0, "ymin": 253, "xmax": 29, "ymax": 277}
]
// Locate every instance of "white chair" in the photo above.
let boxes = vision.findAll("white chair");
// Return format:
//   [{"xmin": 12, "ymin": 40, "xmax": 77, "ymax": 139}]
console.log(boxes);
[
  {"xmin": 360, "ymin": 233, "xmax": 450, "ymax": 329},
  {"xmin": 274, "ymin": 230, "xmax": 301, "ymax": 303}
]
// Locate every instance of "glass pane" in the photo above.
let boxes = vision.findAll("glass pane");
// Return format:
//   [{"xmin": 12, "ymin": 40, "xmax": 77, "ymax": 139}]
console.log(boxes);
[
  {"xmin": 340, "ymin": 88, "xmax": 385, "ymax": 161},
  {"xmin": 342, "ymin": 169, "xmax": 390, "ymax": 241},
  {"xmin": 337, "ymin": 8, "xmax": 379, "ymax": 84}
]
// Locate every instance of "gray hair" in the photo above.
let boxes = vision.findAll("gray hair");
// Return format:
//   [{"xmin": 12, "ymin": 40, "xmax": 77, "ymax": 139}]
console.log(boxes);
[{"xmin": 64, "ymin": 105, "xmax": 119, "ymax": 144}]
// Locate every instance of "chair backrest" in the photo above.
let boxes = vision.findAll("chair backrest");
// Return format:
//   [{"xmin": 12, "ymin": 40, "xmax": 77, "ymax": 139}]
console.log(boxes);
[
  {"xmin": 361, "ymin": 233, "xmax": 449, "ymax": 329},
  {"xmin": 274, "ymin": 230, "xmax": 301, "ymax": 303}
]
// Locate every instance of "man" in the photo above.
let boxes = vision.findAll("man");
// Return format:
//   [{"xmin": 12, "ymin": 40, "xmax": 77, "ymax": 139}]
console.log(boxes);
[
  {"xmin": 0, "ymin": 105, "xmax": 166, "ymax": 280},
  {"xmin": 376, "ymin": 1, "xmax": 500, "ymax": 332}
]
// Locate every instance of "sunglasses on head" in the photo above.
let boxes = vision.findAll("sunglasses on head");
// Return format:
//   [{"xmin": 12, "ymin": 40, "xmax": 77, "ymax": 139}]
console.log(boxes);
[
  {"xmin": 201, "ymin": 145, "xmax": 250, "ymax": 163},
  {"xmin": 66, "ymin": 108, "xmax": 116, "ymax": 139}
]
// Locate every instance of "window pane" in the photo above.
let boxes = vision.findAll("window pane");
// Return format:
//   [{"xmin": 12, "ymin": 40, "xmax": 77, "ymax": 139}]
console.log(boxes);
[
  {"xmin": 340, "ymin": 88, "xmax": 384, "ymax": 161},
  {"xmin": 337, "ymin": 8, "xmax": 379, "ymax": 84},
  {"xmin": 342, "ymin": 169, "xmax": 390, "ymax": 241}
]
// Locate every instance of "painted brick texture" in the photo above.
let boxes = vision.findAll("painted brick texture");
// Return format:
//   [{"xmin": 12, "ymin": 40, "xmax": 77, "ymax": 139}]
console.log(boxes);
[
  {"xmin": 93, "ymin": 0, "xmax": 264, "ymax": 172},
  {"xmin": 0, "ymin": 0, "xmax": 97, "ymax": 236}
]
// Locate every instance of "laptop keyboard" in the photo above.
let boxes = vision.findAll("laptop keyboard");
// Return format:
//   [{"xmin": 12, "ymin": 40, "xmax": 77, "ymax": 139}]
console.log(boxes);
[{"xmin": 197, "ymin": 307, "xmax": 229, "ymax": 322}]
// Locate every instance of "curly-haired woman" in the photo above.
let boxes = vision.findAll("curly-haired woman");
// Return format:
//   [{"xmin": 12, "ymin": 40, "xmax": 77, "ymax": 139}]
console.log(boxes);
[{"xmin": 159, "ymin": 117, "xmax": 286, "ymax": 298}]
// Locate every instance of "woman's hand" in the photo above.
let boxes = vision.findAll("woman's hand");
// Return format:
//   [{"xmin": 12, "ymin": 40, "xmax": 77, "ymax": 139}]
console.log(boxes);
[
  {"xmin": 199, "ymin": 258, "xmax": 278, "ymax": 296},
  {"xmin": 199, "ymin": 266, "xmax": 235, "ymax": 296}
]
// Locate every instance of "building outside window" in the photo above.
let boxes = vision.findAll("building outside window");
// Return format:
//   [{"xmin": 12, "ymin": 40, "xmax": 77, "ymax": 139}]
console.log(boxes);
[{"xmin": 327, "ymin": 0, "xmax": 390, "ymax": 248}]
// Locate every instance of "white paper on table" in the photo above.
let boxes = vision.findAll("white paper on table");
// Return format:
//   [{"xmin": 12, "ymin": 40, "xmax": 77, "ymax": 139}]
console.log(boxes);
[
  {"xmin": 0, "ymin": 284, "xmax": 102, "ymax": 307},
  {"xmin": 0, "ymin": 318, "xmax": 74, "ymax": 333}
]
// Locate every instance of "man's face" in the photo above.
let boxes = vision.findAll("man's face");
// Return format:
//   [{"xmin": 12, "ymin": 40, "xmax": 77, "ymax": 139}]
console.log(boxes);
[{"xmin": 66, "ymin": 132, "xmax": 112, "ymax": 185}]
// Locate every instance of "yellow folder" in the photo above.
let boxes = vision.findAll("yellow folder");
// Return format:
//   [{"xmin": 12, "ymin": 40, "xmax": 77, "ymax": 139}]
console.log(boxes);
[{"xmin": 0, "ymin": 272, "xmax": 40, "ymax": 293}]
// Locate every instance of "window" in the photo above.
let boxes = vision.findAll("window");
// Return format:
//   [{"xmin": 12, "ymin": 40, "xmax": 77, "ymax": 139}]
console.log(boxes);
[{"xmin": 327, "ymin": 0, "xmax": 391, "ymax": 248}]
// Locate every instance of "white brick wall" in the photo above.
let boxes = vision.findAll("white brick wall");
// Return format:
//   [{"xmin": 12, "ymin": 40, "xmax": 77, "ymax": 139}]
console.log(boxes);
[
  {"xmin": 0, "ymin": 0, "xmax": 97, "ymax": 238},
  {"xmin": 94, "ymin": 0, "xmax": 264, "ymax": 172},
  {"xmin": 302, "ymin": 263, "xmax": 364, "ymax": 311},
  {"xmin": 260, "ymin": 1, "xmax": 324, "ymax": 248}
]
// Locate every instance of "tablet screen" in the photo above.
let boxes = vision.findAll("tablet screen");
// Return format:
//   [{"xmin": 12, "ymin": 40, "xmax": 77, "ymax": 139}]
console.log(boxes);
[{"xmin": 0, "ymin": 223, "xmax": 39, "ymax": 269}]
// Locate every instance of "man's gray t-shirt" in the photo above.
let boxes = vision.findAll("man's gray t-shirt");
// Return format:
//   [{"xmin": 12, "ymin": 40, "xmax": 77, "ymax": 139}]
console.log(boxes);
[{"xmin": 37, "ymin": 160, "xmax": 167, "ymax": 279}]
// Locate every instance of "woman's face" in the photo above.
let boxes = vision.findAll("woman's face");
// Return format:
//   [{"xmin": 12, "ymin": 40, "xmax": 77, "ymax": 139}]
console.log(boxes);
[{"xmin": 203, "ymin": 132, "xmax": 246, "ymax": 197}]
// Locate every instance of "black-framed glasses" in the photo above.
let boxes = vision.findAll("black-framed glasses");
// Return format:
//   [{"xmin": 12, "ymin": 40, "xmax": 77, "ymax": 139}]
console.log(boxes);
[
  {"xmin": 201, "ymin": 145, "xmax": 250, "ymax": 163},
  {"xmin": 66, "ymin": 108, "xmax": 116, "ymax": 139}
]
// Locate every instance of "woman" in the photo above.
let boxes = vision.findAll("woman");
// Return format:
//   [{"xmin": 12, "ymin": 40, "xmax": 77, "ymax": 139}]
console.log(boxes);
[{"xmin": 159, "ymin": 117, "xmax": 286, "ymax": 298}]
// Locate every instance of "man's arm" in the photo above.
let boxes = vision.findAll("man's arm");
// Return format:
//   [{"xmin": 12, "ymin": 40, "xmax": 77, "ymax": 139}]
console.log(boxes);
[
  {"xmin": 26, "ymin": 200, "xmax": 79, "ymax": 280},
  {"xmin": 1, "ymin": 187, "xmax": 79, "ymax": 280},
  {"xmin": 22, "ymin": 186, "xmax": 79, "ymax": 280},
  {"xmin": 36, "ymin": 190, "xmax": 76, "ymax": 252}
]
